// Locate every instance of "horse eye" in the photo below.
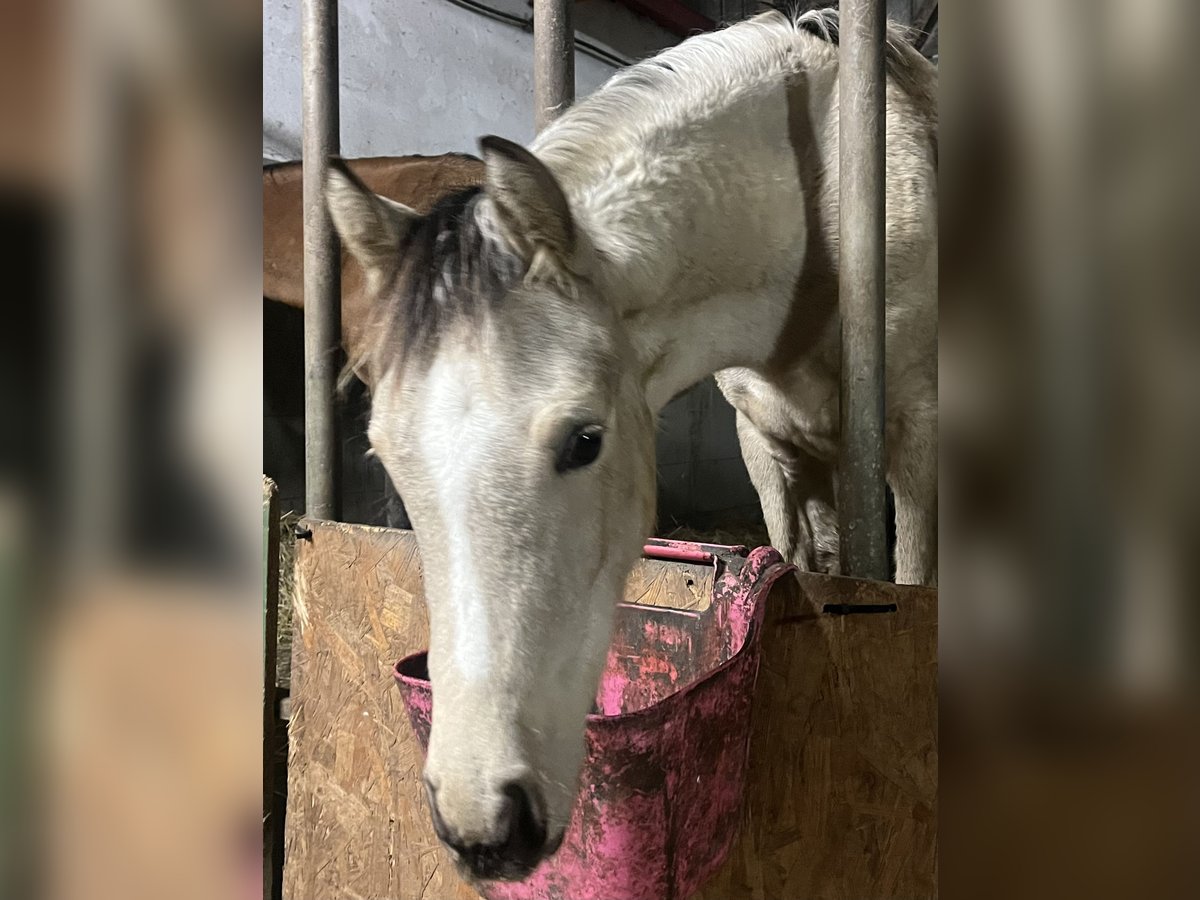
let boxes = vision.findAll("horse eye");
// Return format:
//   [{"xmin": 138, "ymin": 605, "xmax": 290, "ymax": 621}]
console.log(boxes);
[{"xmin": 556, "ymin": 426, "xmax": 604, "ymax": 472}]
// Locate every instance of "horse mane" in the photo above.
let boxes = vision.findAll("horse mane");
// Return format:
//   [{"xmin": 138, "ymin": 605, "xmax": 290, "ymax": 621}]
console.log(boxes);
[
  {"xmin": 344, "ymin": 184, "xmax": 526, "ymax": 388},
  {"xmin": 393, "ymin": 186, "xmax": 523, "ymax": 353},
  {"xmin": 536, "ymin": 4, "xmax": 935, "ymax": 173},
  {"xmin": 788, "ymin": 5, "xmax": 937, "ymax": 120}
]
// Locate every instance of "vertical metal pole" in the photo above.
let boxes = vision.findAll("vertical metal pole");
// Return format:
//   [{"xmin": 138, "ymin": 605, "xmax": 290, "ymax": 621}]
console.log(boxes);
[
  {"xmin": 837, "ymin": 0, "xmax": 889, "ymax": 581},
  {"xmin": 301, "ymin": 0, "xmax": 341, "ymax": 519},
  {"xmin": 533, "ymin": 0, "xmax": 574, "ymax": 132}
]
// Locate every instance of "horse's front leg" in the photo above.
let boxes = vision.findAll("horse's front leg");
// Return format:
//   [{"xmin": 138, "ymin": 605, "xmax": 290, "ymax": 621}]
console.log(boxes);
[
  {"xmin": 734, "ymin": 409, "xmax": 808, "ymax": 566},
  {"xmin": 733, "ymin": 410, "xmax": 839, "ymax": 574},
  {"xmin": 888, "ymin": 402, "xmax": 937, "ymax": 586}
]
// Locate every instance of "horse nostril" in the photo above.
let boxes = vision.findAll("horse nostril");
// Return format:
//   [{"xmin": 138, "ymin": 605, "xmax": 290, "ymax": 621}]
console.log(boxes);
[
  {"xmin": 429, "ymin": 779, "xmax": 549, "ymax": 881},
  {"xmin": 499, "ymin": 779, "xmax": 547, "ymax": 860}
]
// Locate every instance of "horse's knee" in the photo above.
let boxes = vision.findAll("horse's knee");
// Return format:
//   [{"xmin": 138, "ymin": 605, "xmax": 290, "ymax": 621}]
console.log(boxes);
[{"xmin": 804, "ymin": 497, "xmax": 840, "ymax": 575}]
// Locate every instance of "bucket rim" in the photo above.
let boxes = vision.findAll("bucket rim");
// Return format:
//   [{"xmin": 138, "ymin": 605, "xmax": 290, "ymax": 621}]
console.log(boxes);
[{"xmin": 392, "ymin": 550, "xmax": 794, "ymax": 727}]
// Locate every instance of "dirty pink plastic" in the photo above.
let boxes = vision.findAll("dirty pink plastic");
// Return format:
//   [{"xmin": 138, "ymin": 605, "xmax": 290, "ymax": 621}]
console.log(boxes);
[
  {"xmin": 393, "ymin": 542, "xmax": 793, "ymax": 900},
  {"xmin": 642, "ymin": 537, "xmax": 749, "ymax": 563}
]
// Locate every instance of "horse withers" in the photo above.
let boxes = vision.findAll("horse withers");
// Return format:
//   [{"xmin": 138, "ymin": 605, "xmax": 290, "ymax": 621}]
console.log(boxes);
[{"xmin": 326, "ymin": 7, "xmax": 937, "ymax": 882}]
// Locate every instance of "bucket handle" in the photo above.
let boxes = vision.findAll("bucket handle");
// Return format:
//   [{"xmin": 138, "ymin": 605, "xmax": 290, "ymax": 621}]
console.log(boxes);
[{"xmin": 642, "ymin": 538, "xmax": 749, "ymax": 564}]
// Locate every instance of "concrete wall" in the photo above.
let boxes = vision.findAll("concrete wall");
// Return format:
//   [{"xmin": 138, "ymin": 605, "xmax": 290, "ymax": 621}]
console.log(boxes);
[
  {"xmin": 264, "ymin": 0, "xmax": 672, "ymax": 161},
  {"xmin": 262, "ymin": 0, "xmax": 762, "ymax": 529}
]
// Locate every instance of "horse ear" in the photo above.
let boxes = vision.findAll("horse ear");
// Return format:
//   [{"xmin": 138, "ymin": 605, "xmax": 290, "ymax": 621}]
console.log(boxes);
[
  {"xmin": 325, "ymin": 158, "xmax": 416, "ymax": 276},
  {"xmin": 479, "ymin": 135, "xmax": 574, "ymax": 260}
]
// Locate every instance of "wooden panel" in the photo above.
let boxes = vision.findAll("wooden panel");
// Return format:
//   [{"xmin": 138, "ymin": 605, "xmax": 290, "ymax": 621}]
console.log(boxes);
[
  {"xmin": 283, "ymin": 521, "xmax": 464, "ymax": 900},
  {"xmin": 695, "ymin": 574, "xmax": 938, "ymax": 899},
  {"xmin": 284, "ymin": 522, "xmax": 936, "ymax": 899},
  {"xmin": 625, "ymin": 556, "xmax": 713, "ymax": 611}
]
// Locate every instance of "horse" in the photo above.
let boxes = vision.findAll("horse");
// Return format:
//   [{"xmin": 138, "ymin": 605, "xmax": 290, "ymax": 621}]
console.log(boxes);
[
  {"xmin": 325, "ymin": 6, "xmax": 937, "ymax": 881},
  {"xmin": 263, "ymin": 153, "xmax": 484, "ymax": 359},
  {"xmin": 263, "ymin": 154, "xmax": 484, "ymax": 526}
]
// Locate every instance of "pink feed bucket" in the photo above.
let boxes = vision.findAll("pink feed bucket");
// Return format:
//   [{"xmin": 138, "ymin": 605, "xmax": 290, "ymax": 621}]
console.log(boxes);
[{"xmin": 393, "ymin": 541, "xmax": 793, "ymax": 900}]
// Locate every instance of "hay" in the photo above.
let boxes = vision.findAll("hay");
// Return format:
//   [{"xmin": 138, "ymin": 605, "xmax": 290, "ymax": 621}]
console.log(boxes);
[{"xmin": 661, "ymin": 522, "xmax": 772, "ymax": 550}]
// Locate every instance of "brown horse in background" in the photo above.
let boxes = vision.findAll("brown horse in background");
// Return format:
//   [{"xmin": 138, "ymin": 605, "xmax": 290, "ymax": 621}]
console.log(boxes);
[
  {"xmin": 263, "ymin": 153, "xmax": 484, "ymax": 360},
  {"xmin": 263, "ymin": 154, "xmax": 484, "ymax": 525}
]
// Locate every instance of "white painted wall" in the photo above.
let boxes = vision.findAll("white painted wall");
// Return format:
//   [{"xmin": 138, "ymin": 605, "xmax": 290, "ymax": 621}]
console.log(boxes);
[{"xmin": 264, "ymin": 0, "xmax": 621, "ymax": 161}]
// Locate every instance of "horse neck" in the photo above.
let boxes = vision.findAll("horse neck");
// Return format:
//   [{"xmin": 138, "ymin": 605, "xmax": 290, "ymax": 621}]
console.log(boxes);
[{"xmin": 553, "ymin": 126, "xmax": 811, "ymax": 413}]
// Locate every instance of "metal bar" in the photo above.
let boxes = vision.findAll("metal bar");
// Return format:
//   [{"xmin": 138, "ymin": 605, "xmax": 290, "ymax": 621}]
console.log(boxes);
[
  {"xmin": 533, "ymin": 0, "xmax": 575, "ymax": 132},
  {"xmin": 301, "ymin": 0, "xmax": 341, "ymax": 519},
  {"xmin": 837, "ymin": 0, "xmax": 889, "ymax": 581},
  {"xmin": 645, "ymin": 537, "xmax": 750, "ymax": 560},
  {"xmin": 642, "ymin": 543, "xmax": 715, "ymax": 565}
]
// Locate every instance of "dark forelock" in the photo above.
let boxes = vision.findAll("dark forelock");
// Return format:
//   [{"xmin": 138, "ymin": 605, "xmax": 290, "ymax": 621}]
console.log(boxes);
[{"xmin": 377, "ymin": 185, "xmax": 526, "ymax": 365}]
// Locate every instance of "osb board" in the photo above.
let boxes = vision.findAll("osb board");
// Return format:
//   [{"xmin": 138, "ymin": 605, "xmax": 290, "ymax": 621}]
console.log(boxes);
[
  {"xmin": 284, "ymin": 521, "xmax": 937, "ymax": 900},
  {"xmin": 694, "ymin": 573, "xmax": 938, "ymax": 899},
  {"xmin": 624, "ymin": 553, "xmax": 713, "ymax": 612}
]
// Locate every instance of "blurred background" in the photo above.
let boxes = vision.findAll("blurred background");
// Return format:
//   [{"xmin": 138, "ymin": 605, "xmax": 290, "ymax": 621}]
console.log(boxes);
[
  {"xmin": 1, "ymin": 0, "xmax": 262, "ymax": 898},
  {"xmin": 0, "ymin": 0, "xmax": 1197, "ymax": 898},
  {"xmin": 940, "ymin": 0, "xmax": 1200, "ymax": 895}
]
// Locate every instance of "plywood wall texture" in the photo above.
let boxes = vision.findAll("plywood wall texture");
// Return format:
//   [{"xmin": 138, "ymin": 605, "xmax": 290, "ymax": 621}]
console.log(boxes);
[
  {"xmin": 695, "ymin": 574, "xmax": 938, "ymax": 899},
  {"xmin": 284, "ymin": 520, "xmax": 936, "ymax": 899}
]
